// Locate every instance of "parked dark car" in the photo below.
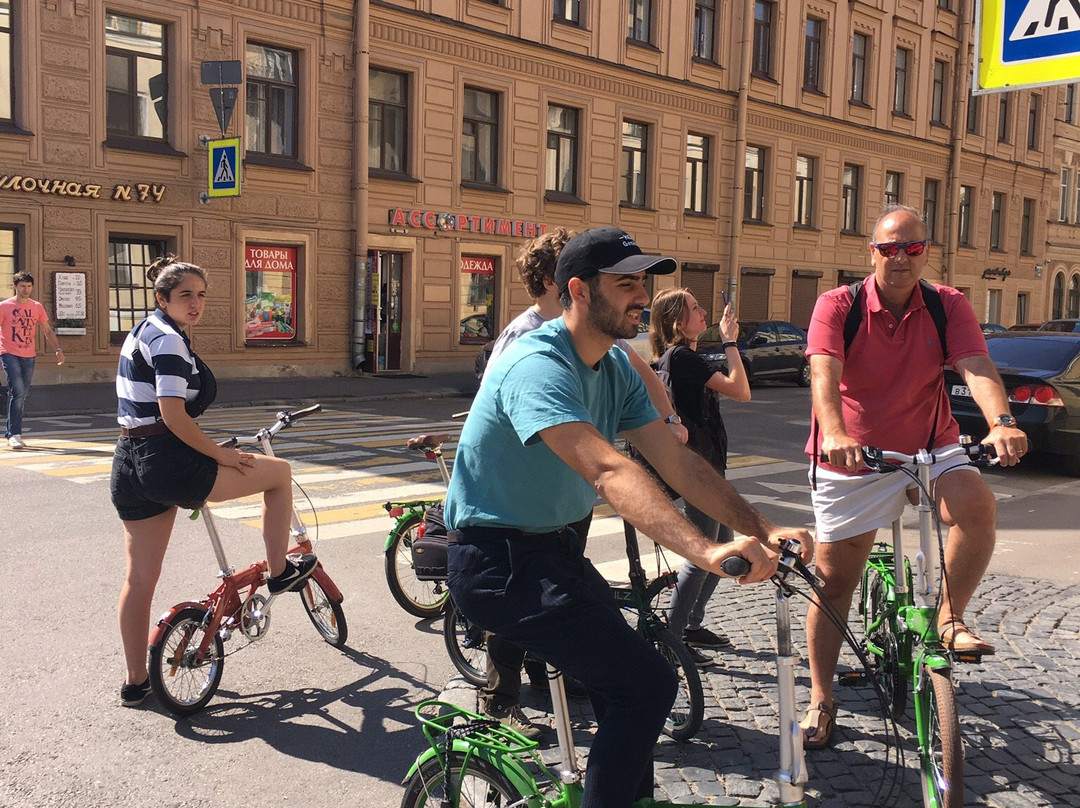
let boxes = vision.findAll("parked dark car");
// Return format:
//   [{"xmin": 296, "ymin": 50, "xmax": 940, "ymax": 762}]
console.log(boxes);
[
  {"xmin": 1038, "ymin": 318, "xmax": 1080, "ymax": 334},
  {"xmin": 980, "ymin": 323, "xmax": 1007, "ymax": 335},
  {"xmin": 944, "ymin": 333, "xmax": 1080, "ymax": 475},
  {"xmin": 697, "ymin": 320, "xmax": 810, "ymax": 387},
  {"xmin": 1009, "ymin": 322, "xmax": 1044, "ymax": 331}
]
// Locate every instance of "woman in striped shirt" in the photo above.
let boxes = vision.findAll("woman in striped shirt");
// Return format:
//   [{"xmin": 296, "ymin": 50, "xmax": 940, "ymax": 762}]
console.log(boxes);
[{"xmin": 111, "ymin": 256, "xmax": 316, "ymax": 708}]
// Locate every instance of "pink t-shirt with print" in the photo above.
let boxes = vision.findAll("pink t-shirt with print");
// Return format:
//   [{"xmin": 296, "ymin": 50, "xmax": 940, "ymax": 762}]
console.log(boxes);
[{"xmin": 0, "ymin": 297, "xmax": 49, "ymax": 358}]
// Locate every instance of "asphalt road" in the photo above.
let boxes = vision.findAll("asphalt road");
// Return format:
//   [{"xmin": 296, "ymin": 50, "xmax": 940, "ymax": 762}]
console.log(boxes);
[{"xmin": 1, "ymin": 385, "xmax": 1077, "ymax": 807}]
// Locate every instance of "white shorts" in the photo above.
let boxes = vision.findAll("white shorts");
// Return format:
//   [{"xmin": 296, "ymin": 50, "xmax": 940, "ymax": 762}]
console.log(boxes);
[{"xmin": 808, "ymin": 446, "xmax": 980, "ymax": 543}]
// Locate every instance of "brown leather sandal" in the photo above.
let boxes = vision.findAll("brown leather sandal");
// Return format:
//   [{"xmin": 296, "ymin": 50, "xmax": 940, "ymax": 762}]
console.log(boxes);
[
  {"xmin": 801, "ymin": 701, "xmax": 837, "ymax": 749},
  {"xmin": 940, "ymin": 619, "xmax": 995, "ymax": 656}
]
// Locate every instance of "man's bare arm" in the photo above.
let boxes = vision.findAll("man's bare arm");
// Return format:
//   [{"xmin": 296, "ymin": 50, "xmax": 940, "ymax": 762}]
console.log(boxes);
[
  {"xmin": 810, "ymin": 353, "xmax": 862, "ymax": 471},
  {"xmin": 954, "ymin": 354, "xmax": 1028, "ymax": 465}
]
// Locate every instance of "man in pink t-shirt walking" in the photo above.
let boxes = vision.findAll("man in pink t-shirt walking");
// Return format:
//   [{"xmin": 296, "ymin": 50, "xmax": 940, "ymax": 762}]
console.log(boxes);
[
  {"xmin": 798, "ymin": 205, "xmax": 1028, "ymax": 749},
  {"xmin": 0, "ymin": 272, "xmax": 65, "ymax": 449}
]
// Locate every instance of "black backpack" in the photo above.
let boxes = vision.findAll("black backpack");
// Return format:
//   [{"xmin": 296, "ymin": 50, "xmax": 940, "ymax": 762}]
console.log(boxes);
[{"xmin": 843, "ymin": 278, "xmax": 947, "ymax": 358}]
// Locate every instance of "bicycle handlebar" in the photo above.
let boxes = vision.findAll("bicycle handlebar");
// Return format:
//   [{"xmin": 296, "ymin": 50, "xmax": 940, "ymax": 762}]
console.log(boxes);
[
  {"xmin": 220, "ymin": 404, "xmax": 322, "ymax": 448},
  {"xmin": 818, "ymin": 437, "xmax": 996, "ymax": 471},
  {"xmin": 407, "ymin": 433, "xmax": 453, "ymax": 451},
  {"xmin": 722, "ymin": 539, "xmax": 816, "ymax": 586}
]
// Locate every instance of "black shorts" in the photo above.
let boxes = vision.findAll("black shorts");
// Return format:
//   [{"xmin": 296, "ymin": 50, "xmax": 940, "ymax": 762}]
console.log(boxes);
[{"xmin": 110, "ymin": 432, "xmax": 218, "ymax": 522}]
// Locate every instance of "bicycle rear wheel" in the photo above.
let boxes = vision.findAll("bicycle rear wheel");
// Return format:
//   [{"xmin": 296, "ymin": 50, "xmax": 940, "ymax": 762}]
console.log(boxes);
[
  {"xmin": 443, "ymin": 597, "xmax": 488, "ymax": 687},
  {"xmin": 300, "ymin": 576, "xmax": 348, "ymax": 647},
  {"xmin": 400, "ymin": 753, "xmax": 523, "ymax": 808},
  {"xmin": 384, "ymin": 513, "xmax": 450, "ymax": 618},
  {"xmin": 645, "ymin": 623, "xmax": 704, "ymax": 741},
  {"xmin": 918, "ymin": 665, "xmax": 963, "ymax": 808},
  {"xmin": 148, "ymin": 606, "xmax": 224, "ymax": 716}
]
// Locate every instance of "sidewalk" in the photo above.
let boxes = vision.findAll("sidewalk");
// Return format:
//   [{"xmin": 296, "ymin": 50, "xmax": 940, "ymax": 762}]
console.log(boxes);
[{"xmin": 26, "ymin": 370, "xmax": 481, "ymax": 417}]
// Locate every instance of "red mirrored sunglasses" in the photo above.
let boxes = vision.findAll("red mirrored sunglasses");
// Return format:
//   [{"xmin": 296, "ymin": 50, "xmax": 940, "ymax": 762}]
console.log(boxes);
[{"xmin": 871, "ymin": 240, "xmax": 929, "ymax": 258}]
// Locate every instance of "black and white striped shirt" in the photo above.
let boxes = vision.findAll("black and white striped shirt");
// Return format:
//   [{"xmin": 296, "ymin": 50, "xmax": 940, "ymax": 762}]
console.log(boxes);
[{"xmin": 116, "ymin": 309, "xmax": 203, "ymax": 428}]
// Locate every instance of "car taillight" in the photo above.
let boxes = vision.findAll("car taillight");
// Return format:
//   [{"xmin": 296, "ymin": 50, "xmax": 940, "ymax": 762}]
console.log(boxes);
[{"xmin": 1009, "ymin": 384, "xmax": 1064, "ymax": 407}]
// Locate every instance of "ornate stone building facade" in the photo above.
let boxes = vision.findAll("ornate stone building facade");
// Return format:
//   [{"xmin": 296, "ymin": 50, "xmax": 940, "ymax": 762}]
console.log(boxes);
[{"xmin": 0, "ymin": 0, "xmax": 1066, "ymax": 383}]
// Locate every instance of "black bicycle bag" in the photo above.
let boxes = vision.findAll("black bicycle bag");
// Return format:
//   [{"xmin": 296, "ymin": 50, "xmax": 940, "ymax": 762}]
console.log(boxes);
[{"xmin": 411, "ymin": 503, "xmax": 449, "ymax": 581}]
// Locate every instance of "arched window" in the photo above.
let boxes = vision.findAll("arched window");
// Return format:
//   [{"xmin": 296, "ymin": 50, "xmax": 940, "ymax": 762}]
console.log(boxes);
[
  {"xmin": 1052, "ymin": 272, "xmax": 1066, "ymax": 318},
  {"xmin": 1069, "ymin": 274, "xmax": 1080, "ymax": 318}
]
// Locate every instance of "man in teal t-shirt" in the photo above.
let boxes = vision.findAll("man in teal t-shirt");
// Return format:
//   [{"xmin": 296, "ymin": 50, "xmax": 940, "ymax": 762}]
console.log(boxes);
[{"xmin": 445, "ymin": 226, "xmax": 813, "ymax": 808}]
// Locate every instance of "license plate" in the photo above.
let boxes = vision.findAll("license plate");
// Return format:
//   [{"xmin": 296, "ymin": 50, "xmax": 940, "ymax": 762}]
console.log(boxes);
[{"xmin": 951, "ymin": 384, "xmax": 972, "ymax": 398}]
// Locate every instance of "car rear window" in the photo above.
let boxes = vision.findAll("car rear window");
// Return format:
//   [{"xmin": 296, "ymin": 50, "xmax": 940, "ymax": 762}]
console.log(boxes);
[{"xmin": 987, "ymin": 338, "xmax": 1080, "ymax": 374}]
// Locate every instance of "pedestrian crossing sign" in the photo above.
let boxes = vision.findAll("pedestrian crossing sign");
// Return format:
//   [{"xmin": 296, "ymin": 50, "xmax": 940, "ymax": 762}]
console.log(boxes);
[
  {"xmin": 207, "ymin": 137, "xmax": 241, "ymax": 198},
  {"xmin": 976, "ymin": 0, "xmax": 1080, "ymax": 92}
]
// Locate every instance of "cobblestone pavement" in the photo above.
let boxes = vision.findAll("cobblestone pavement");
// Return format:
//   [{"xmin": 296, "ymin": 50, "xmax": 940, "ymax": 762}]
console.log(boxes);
[{"xmin": 442, "ymin": 572, "xmax": 1080, "ymax": 807}]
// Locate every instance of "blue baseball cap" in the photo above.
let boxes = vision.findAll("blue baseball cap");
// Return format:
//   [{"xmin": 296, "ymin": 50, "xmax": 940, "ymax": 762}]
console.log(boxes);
[{"xmin": 555, "ymin": 226, "xmax": 676, "ymax": 295}]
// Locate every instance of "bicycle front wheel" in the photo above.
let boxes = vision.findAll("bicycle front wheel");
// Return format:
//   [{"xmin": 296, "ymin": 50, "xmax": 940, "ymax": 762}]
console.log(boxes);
[
  {"xmin": 300, "ymin": 576, "xmax": 348, "ymax": 647},
  {"xmin": 862, "ymin": 567, "xmax": 908, "ymax": 719},
  {"xmin": 645, "ymin": 623, "xmax": 705, "ymax": 741},
  {"xmin": 384, "ymin": 513, "xmax": 450, "ymax": 618},
  {"xmin": 148, "ymin": 606, "xmax": 224, "ymax": 716},
  {"xmin": 443, "ymin": 597, "xmax": 488, "ymax": 687},
  {"xmin": 918, "ymin": 665, "xmax": 964, "ymax": 808},
  {"xmin": 400, "ymin": 753, "xmax": 524, "ymax": 808}
]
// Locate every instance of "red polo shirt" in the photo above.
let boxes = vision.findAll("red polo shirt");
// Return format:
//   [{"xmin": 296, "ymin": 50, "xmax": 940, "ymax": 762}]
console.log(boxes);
[{"xmin": 804, "ymin": 280, "xmax": 988, "ymax": 460}]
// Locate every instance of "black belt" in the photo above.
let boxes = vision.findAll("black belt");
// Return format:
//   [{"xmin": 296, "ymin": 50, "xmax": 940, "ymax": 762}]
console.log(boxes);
[
  {"xmin": 120, "ymin": 423, "xmax": 170, "ymax": 438},
  {"xmin": 447, "ymin": 525, "xmax": 568, "ymax": 545}
]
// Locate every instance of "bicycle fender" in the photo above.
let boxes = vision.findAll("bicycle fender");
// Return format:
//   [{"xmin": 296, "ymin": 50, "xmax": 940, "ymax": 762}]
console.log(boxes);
[
  {"xmin": 147, "ymin": 601, "xmax": 207, "ymax": 648},
  {"xmin": 402, "ymin": 739, "xmax": 538, "ymax": 799},
  {"xmin": 310, "ymin": 566, "xmax": 343, "ymax": 602},
  {"xmin": 383, "ymin": 511, "xmax": 422, "ymax": 552},
  {"xmin": 920, "ymin": 651, "xmax": 952, "ymax": 673}
]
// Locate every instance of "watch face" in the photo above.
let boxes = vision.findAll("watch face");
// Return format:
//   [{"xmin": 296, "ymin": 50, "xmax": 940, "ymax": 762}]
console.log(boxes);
[{"xmin": 996, "ymin": 415, "xmax": 1017, "ymax": 427}]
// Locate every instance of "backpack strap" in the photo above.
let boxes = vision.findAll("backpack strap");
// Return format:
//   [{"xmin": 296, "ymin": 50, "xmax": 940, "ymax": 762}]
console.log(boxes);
[
  {"xmin": 842, "ymin": 280, "xmax": 866, "ymax": 356},
  {"xmin": 919, "ymin": 279, "xmax": 948, "ymax": 359}
]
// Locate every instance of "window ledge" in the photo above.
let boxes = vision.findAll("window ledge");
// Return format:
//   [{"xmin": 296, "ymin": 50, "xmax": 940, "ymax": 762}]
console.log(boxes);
[
  {"xmin": 244, "ymin": 153, "xmax": 313, "ymax": 172},
  {"xmin": 626, "ymin": 38, "xmax": 661, "ymax": 52},
  {"xmin": 104, "ymin": 136, "xmax": 186, "ymax": 158},
  {"xmin": 0, "ymin": 122, "xmax": 33, "ymax": 137},
  {"xmin": 742, "ymin": 219, "xmax": 773, "ymax": 227},
  {"xmin": 793, "ymin": 224, "xmax": 820, "ymax": 232},
  {"xmin": 892, "ymin": 111, "xmax": 913, "ymax": 120},
  {"xmin": 369, "ymin": 169, "xmax": 420, "ymax": 183},
  {"xmin": 545, "ymin": 191, "xmax": 587, "ymax": 205},
  {"xmin": 840, "ymin": 229, "xmax": 865, "ymax": 237},
  {"xmin": 619, "ymin": 202, "xmax": 655, "ymax": 212},
  {"xmin": 684, "ymin": 211, "xmax": 717, "ymax": 220},
  {"xmin": 848, "ymin": 99, "xmax": 873, "ymax": 110},
  {"xmin": 461, "ymin": 181, "xmax": 510, "ymax": 194},
  {"xmin": 802, "ymin": 86, "xmax": 827, "ymax": 97}
]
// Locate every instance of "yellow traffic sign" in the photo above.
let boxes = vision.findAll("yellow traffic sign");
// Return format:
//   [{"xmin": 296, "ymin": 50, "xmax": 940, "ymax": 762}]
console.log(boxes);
[{"xmin": 207, "ymin": 137, "xmax": 241, "ymax": 198}]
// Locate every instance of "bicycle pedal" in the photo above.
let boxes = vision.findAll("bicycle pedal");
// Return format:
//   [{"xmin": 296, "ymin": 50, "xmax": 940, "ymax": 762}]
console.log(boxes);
[
  {"xmin": 838, "ymin": 671, "xmax": 869, "ymax": 686},
  {"xmin": 952, "ymin": 650, "xmax": 989, "ymax": 664}
]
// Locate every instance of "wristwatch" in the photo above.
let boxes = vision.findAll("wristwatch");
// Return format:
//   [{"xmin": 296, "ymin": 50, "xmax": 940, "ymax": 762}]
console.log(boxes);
[
  {"xmin": 992, "ymin": 414, "xmax": 1018, "ymax": 428},
  {"xmin": 664, "ymin": 414, "xmax": 682, "ymax": 425}
]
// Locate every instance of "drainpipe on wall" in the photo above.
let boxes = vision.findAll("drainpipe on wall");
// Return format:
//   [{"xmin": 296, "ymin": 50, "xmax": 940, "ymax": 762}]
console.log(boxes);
[
  {"xmin": 726, "ymin": 0, "xmax": 755, "ymax": 312},
  {"xmin": 943, "ymin": 0, "xmax": 973, "ymax": 289},
  {"xmin": 351, "ymin": 0, "xmax": 371, "ymax": 371}
]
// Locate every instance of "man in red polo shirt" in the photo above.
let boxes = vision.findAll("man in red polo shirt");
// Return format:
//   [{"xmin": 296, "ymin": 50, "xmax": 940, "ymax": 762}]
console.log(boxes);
[{"xmin": 799, "ymin": 205, "xmax": 1028, "ymax": 748}]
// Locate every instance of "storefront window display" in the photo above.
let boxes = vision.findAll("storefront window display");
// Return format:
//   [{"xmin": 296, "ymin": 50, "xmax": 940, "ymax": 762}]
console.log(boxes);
[
  {"xmin": 458, "ymin": 254, "xmax": 495, "ymax": 345},
  {"xmin": 245, "ymin": 245, "xmax": 297, "ymax": 341}
]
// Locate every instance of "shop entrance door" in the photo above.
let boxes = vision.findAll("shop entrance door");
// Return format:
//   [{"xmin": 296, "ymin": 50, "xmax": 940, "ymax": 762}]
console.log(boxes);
[{"xmin": 364, "ymin": 250, "xmax": 404, "ymax": 372}]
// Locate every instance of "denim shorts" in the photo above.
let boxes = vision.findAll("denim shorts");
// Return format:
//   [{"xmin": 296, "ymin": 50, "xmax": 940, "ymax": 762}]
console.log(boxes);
[{"xmin": 110, "ymin": 431, "xmax": 218, "ymax": 521}]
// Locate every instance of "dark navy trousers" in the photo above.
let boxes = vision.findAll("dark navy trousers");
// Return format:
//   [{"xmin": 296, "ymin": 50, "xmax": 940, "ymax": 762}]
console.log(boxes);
[{"xmin": 447, "ymin": 526, "xmax": 677, "ymax": 808}]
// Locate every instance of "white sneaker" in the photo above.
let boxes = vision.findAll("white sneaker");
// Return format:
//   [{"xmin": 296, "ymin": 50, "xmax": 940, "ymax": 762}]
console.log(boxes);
[{"xmin": 8, "ymin": 435, "xmax": 25, "ymax": 449}]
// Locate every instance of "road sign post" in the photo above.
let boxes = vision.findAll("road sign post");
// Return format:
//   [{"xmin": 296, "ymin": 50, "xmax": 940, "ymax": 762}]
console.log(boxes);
[{"xmin": 207, "ymin": 137, "xmax": 241, "ymax": 198}]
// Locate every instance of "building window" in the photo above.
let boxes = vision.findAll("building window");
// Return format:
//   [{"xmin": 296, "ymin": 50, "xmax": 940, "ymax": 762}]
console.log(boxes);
[
  {"xmin": 842, "ymin": 164, "xmax": 861, "ymax": 233},
  {"xmin": 628, "ymin": 0, "xmax": 651, "ymax": 43},
  {"xmin": 685, "ymin": 133, "xmax": 709, "ymax": 215},
  {"xmin": 459, "ymin": 255, "xmax": 496, "ymax": 346},
  {"xmin": 693, "ymin": 0, "xmax": 716, "ymax": 62},
  {"xmin": 990, "ymin": 192, "xmax": 1004, "ymax": 250},
  {"xmin": 462, "ymin": 86, "xmax": 499, "ymax": 186},
  {"xmin": 893, "ymin": 48, "xmax": 910, "ymax": 115},
  {"xmin": 0, "ymin": 0, "xmax": 12, "ymax": 122},
  {"xmin": 1028, "ymin": 94, "xmax": 1041, "ymax": 150},
  {"xmin": 554, "ymin": 0, "xmax": 579, "ymax": 24},
  {"xmin": 998, "ymin": 94, "xmax": 1011, "ymax": 142},
  {"xmin": 0, "ymin": 225, "xmax": 18, "ymax": 275},
  {"xmin": 621, "ymin": 120, "xmax": 649, "ymax": 208},
  {"xmin": 245, "ymin": 245, "xmax": 298, "ymax": 342},
  {"xmin": 369, "ymin": 68, "xmax": 407, "ymax": 175},
  {"xmin": 1016, "ymin": 292, "xmax": 1029, "ymax": 324},
  {"xmin": 1074, "ymin": 180, "xmax": 1080, "ymax": 225},
  {"xmin": 246, "ymin": 43, "xmax": 298, "ymax": 159},
  {"xmin": 109, "ymin": 237, "xmax": 166, "ymax": 344},
  {"xmin": 1060, "ymin": 168, "xmax": 1070, "ymax": 222},
  {"xmin": 1066, "ymin": 84, "xmax": 1076, "ymax": 124},
  {"xmin": 924, "ymin": 179, "xmax": 940, "ymax": 242},
  {"xmin": 931, "ymin": 61, "xmax": 947, "ymax": 124},
  {"xmin": 105, "ymin": 13, "xmax": 166, "ymax": 140},
  {"xmin": 851, "ymin": 32, "xmax": 869, "ymax": 104},
  {"xmin": 1021, "ymin": 197, "xmax": 1034, "ymax": 254},
  {"xmin": 967, "ymin": 91, "xmax": 981, "ymax": 134},
  {"xmin": 795, "ymin": 155, "xmax": 815, "ymax": 228},
  {"xmin": 958, "ymin": 185, "xmax": 973, "ymax": 246},
  {"xmin": 1053, "ymin": 272, "xmax": 1065, "ymax": 318},
  {"xmin": 884, "ymin": 171, "xmax": 902, "ymax": 206},
  {"xmin": 1071, "ymin": 275, "xmax": 1080, "ymax": 317},
  {"xmin": 752, "ymin": 1, "xmax": 774, "ymax": 78},
  {"xmin": 744, "ymin": 145, "xmax": 766, "ymax": 222},
  {"xmin": 546, "ymin": 103, "xmax": 579, "ymax": 197},
  {"xmin": 938, "ymin": 0, "xmax": 954, "ymax": 9},
  {"xmin": 804, "ymin": 17, "xmax": 824, "ymax": 91}
]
